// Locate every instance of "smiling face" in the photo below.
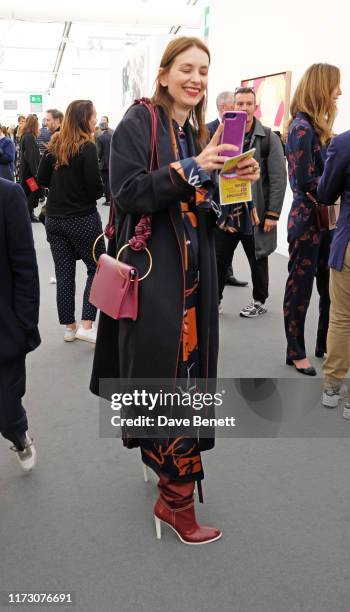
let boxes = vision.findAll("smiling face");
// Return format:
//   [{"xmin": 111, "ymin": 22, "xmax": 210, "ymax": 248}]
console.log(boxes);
[{"xmin": 159, "ymin": 46, "xmax": 209, "ymax": 117}]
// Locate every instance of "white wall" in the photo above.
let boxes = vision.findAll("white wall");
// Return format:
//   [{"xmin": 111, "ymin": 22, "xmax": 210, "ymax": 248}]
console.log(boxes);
[
  {"xmin": 207, "ymin": 0, "xmax": 350, "ymax": 255},
  {"xmin": 1, "ymin": 73, "xmax": 113, "ymax": 128}
]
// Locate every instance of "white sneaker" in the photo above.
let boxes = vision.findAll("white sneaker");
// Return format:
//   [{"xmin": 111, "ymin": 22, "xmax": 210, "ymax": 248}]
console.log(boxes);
[
  {"xmin": 11, "ymin": 433, "xmax": 37, "ymax": 472},
  {"xmin": 49, "ymin": 276, "xmax": 57, "ymax": 284},
  {"xmin": 64, "ymin": 326, "xmax": 77, "ymax": 342},
  {"xmin": 75, "ymin": 325, "xmax": 96, "ymax": 344},
  {"xmin": 240, "ymin": 301, "xmax": 267, "ymax": 318},
  {"xmin": 322, "ymin": 385, "xmax": 347, "ymax": 408},
  {"xmin": 343, "ymin": 401, "xmax": 350, "ymax": 420}
]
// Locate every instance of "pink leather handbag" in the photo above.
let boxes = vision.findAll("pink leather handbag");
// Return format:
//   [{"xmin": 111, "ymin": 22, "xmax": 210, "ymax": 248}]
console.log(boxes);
[{"xmin": 89, "ymin": 252, "xmax": 140, "ymax": 321}]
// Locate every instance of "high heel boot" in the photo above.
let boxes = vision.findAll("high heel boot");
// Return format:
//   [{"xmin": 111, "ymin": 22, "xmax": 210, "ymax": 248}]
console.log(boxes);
[{"xmin": 154, "ymin": 475, "xmax": 222, "ymax": 545}]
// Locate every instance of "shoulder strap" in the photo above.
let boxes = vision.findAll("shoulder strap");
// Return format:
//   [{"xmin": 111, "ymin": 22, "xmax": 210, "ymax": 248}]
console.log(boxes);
[{"xmin": 104, "ymin": 99, "xmax": 158, "ymax": 246}]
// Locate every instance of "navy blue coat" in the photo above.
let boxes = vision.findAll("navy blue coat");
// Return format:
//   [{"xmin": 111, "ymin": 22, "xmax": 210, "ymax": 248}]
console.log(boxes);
[
  {"xmin": 317, "ymin": 131, "xmax": 350, "ymax": 271},
  {"xmin": 0, "ymin": 178, "xmax": 41, "ymax": 363},
  {"xmin": 206, "ymin": 118, "xmax": 220, "ymax": 139},
  {"xmin": 0, "ymin": 136, "xmax": 16, "ymax": 181}
]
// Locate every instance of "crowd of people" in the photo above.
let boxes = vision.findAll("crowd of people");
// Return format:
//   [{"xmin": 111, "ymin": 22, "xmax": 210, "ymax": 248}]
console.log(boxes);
[{"xmin": 1, "ymin": 36, "xmax": 350, "ymax": 546}]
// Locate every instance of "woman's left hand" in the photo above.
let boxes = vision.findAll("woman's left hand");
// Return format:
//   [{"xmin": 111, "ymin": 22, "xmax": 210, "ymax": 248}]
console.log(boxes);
[{"xmin": 235, "ymin": 158, "xmax": 260, "ymax": 183}]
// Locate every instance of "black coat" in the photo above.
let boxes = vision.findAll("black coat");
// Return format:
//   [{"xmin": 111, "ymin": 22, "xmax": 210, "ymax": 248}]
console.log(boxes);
[
  {"xmin": 0, "ymin": 178, "xmax": 41, "ymax": 364},
  {"xmin": 90, "ymin": 105, "xmax": 219, "ymax": 391},
  {"xmin": 19, "ymin": 132, "xmax": 41, "ymax": 183},
  {"xmin": 96, "ymin": 129, "xmax": 113, "ymax": 171}
]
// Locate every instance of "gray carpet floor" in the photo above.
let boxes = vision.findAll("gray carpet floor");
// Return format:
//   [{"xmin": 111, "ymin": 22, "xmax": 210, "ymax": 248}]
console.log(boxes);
[{"xmin": 1, "ymin": 202, "xmax": 350, "ymax": 612}]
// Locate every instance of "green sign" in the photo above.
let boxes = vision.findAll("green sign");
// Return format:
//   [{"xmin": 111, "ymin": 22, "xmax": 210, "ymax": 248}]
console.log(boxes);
[{"xmin": 30, "ymin": 94, "xmax": 42, "ymax": 104}]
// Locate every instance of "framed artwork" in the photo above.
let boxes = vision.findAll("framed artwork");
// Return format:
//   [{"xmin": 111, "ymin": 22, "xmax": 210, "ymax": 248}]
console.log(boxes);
[
  {"xmin": 241, "ymin": 71, "xmax": 292, "ymax": 135},
  {"xmin": 122, "ymin": 49, "xmax": 148, "ymax": 111}
]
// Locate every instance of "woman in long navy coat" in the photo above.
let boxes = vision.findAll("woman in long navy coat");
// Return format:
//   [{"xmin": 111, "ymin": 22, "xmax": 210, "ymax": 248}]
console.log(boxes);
[{"xmin": 90, "ymin": 37, "xmax": 260, "ymax": 544}]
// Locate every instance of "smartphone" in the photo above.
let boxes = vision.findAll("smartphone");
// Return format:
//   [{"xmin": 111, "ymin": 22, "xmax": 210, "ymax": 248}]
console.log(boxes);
[{"xmin": 220, "ymin": 111, "xmax": 247, "ymax": 157}]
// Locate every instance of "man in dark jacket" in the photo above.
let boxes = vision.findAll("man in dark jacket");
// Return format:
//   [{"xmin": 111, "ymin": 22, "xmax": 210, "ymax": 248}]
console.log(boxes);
[
  {"xmin": 96, "ymin": 121, "xmax": 113, "ymax": 205},
  {"xmin": 0, "ymin": 178, "xmax": 41, "ymax": 471},
  {"xmin": 216, "ymin": 87, "xmax": 287, "ymax": 317},
  {"xmin": 207, "ymin": 91, "xmax": 248, "ymax": 287}
]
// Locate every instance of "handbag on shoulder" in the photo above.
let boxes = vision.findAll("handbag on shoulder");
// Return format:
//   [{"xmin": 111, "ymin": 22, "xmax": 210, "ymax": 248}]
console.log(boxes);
[
  {"xmin": 89, "ymin": 98, "xmax": 158, "ymax": 321},
  {"xmin": 26, "ymin": 177, "xmax": 39, "ymax": 192}
]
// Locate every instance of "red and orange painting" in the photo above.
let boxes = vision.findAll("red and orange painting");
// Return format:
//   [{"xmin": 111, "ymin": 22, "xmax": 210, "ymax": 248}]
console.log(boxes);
[{"xmin": 241, "ymin": 71, "xmax": 292, "ymax": 136}]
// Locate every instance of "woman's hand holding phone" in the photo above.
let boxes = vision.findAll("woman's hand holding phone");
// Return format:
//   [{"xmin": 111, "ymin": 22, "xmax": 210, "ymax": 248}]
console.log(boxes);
[
  {"xmin": 194, "ymin": 124, "xmax": 238, "ymax": 172},
  {"xmin": 195, "ymin": 124, "xmax": 260, "ymax": 182}
]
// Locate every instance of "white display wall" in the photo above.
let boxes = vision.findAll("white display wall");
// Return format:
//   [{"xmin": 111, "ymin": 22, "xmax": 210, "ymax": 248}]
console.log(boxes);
[
  {"xmin": 206, "ymin": 0, "xmax": 350, "ymax": 255},
  {"xmin": 110, "ymin": 34, "xmax": 172, "ymax": 126}
]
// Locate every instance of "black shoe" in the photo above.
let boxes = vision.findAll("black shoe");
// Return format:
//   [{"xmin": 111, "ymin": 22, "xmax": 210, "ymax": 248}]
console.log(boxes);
[
  {"xmin": 286, "ymin": 358, "xmax": 317, "ymax": 376},
  {"xmin": 315, "ymin": 350, "xmax": 326, "ymax": 358},
  {"xmin": 226, "ymin": 276, "xmax": 248, "ymax": 287}
]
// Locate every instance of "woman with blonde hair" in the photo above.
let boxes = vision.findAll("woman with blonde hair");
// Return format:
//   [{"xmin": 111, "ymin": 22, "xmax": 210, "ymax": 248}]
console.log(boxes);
[
  {"xmin": 90, "ymin": 37, "xmax": 260, "ymax": 544},
  {"xmin": 283, "ymin": 63, "xmax": 341, "ymax": 375},
  {"xmin": 38, "ymin": 100, "xmax": 104, "ymax": 343}
]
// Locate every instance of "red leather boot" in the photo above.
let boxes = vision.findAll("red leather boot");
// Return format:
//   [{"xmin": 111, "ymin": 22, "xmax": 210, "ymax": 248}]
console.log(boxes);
[{"xmin": 154, "ymin": 475, "xmax": 222, "ymax": 545}]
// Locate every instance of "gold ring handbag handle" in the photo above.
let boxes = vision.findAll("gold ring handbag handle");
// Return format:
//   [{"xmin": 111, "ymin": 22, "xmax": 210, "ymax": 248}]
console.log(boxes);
[
  {"xmin": 92, "ymin": 233, "xmax": 106, "ymax": 264},
  {"xmin": 92, "ymin": 234, "xmax": 152, "ymax": 282},
  {"xmin": 116, "ymin": 244, "xmax": 152, "ymax": 281}
]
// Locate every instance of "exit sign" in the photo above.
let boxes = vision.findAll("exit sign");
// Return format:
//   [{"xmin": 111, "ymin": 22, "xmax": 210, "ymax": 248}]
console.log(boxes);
[{"xmin": 30, "ymin": 94, "xmax": 42, "ymax": 104}]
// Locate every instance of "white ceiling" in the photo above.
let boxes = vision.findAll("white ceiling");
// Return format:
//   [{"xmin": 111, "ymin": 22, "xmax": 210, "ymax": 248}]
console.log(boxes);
[{"xmin": 0, "ymin": 1, "xmax": 204, "ymax": 94}]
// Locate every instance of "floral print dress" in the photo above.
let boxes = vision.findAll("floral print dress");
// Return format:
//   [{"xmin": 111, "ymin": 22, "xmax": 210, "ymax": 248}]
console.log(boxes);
[{"xmin": 283, "ymin": 112, "xmax": 330, "ymax": 360}]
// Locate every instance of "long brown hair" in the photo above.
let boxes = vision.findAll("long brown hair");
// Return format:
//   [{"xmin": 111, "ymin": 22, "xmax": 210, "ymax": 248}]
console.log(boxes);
[
  {"xmin": 0, "ymin": 125, "xmax": 9, "ymax": 137},
  {"xmin": 48, "ymin": 99, "xmax": 94, "ymax": 167},
  {"xmin": 151, "ymin": 37, "xmax": 210, "ymax": 148},
  {"xmin": 290, "ymin": 63, "xmax": 340, "ymax": 144},
  {"xmin": 22, "ymin": 114, "xmax": 39, "ymax": 137}
]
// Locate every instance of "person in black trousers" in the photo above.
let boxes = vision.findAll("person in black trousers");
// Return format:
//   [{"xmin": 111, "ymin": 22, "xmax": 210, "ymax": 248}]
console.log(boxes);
[
  {"xmin": 0, "ymin": 177, "xmax": 41, "ymax": 471},
  {"xmin": 37, "ymin": 99, "xmax": 105, "ymax": 344},
  {"xmin": 207, "ymin": 90, "xmax": 248, "ymax": 287},
  {"xmin": 19, "ymin": 114, "xmax": 42, "ymax": 222},
  {"xmin": 215, "ymin": 87, "xmax": 286, "ymax": 317},
  {"xmin": 96, "ymin": 120, "xmax": 113, "ymax": 205}
]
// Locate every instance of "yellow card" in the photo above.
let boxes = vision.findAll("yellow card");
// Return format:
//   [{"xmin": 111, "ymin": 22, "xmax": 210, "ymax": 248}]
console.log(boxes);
[
  {"xmin": 219, "ymin": 176, "xmax": 252, "ymax": 205},
  {"xmin": 219, "ymin": 148, "xmax": 255, "ymax": 206}
]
